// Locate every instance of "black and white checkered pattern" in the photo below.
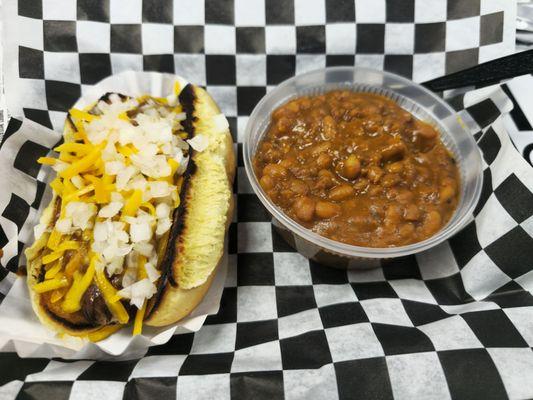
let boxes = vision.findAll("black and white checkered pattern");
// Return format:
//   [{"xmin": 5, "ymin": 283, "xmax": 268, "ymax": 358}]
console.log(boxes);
[{"xmin": 3, "ymin": 1, "xmax": 532, "ymax": 399}]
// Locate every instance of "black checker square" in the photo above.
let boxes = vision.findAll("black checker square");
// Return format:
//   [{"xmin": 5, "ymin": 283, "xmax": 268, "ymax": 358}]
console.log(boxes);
[
  {"xmin": 77, "ymin": 0, "xmax": 109, "ymax": 22},
  {"xmin": 205, "ymin": 0, "xmax": 234, "ymax": 25},
  {"xmin": 480, "ymin": 12, "xmax": 504, "ymax": 46},
  {"xmin": 415, "ymin": 23, "xmax": 446, "ymax": 53},
  {"xmin": 401, "ymin": 300, "xmax": 450, "ymax": 326},
  {"xmin": 325, "ymin": 0, "xmax": 355, "ymax": 22},
  {"xmin": 386, "ymin": 0, "xmax": 414, "ymax": 22},
  {"xmin": 265, "ymin": 0, "xmax": 294, "ymax": 24},
  {"xmin": 326, "ymin": 55, "xmax": 355, "ymax": 67},
  {"xmin": 485, "ymin": 226, "xmax": 533, "ymax": 279},
  {"xmin": 334, "ymin": 357, "xmax": 394, "ymax": 400},
  {"xmin": 205, "ymin": 287, "xmax": 237, "ymax": 325},
  {"xmin": 237, "ymin": 86, "xmax": 267, "ymax": 116},
  {"xmin": 266, "ymin": 55, "xmax": 296, "ymax": 85},
  {"xmin": 474, "ymin": 168, "xmax": 493, "ymax": 216},
  {"xmin": 461, "ymin": 309, "xmax": 528, "ymax": 348},
  {"xmin": 228, "ymin": 221, "xmax": 237, "ymax": 254},
  {"xmin": 111, "ymin": 24, "xmax": 142, "ymax": 54},
  {"xmin": 494, "ymin": 174, "xmax": 533, "ymax": 223},
  {"xmin": 237, "ymin": 253, "xmax": 274, "ymax": 286},
  {"xmin": 356, "ymin": 24, "xmax": 385, "ymax": 53},
  {"xmin": 272, "ymin": 227, "xmax": 297, "ymax": 252},
  {"xmin": 124, "ymin": 378, "xmax": 177, "ymax": 400},
  {"xmin": 18, "ymin": 0, "xmax": 42, "ymax": 19},
  {"xmin": 296, "ymin": 26, "xmax": 325, "ymax": 54},
  {"xmin": 280, "ymin": 330, "xmax": 332, "ymax": 369},
  {"xmin": 319, "ymin": 302, "xmax": 368, "ymax": 328},
  {"xmin": 146, "ymin": 333, "xmax": 194, "ymax": 356},
  {"xmin": 1, "ymin": 118, "xmax": 23, "ymax": 147},
  {"xmin": 446, "ymin": 48, "xmax": 479, "ymax": 75},
  {"xmin": 230, "ymin": 371, "xmax": 284, "ymax": 400},
  {"xmin": 206, "ymin": 55, "xmax": 236, "ymax": 85},
  {"xmin": 79, "ymin": 53, "xmax": 112, "ymax": 85},
  {"xmin": 0, "ymin": 353, "xmax": 49, "ymax": 387},
  {"xmin": 275, "ymin": 285, "xmax": 317, "ymax": 318},
  {"xmin": 143, "ymin": 54, "xmax": 174, "ymax": 73},
  {"xmin": 142, "ymin": 0, "xmax": 172, "ymax": 23},
  {"xmin": 236, "ymin": 319, "xmax": 279, "ymax": 350},
  {"xmin": 447, "ymin": 0, "xmax": 480, "ymax": 19},
  {"xmin": 0, "ymin": 226, "xmax": 8, "ymax": 249},
  {"xmin": 448, "ymin": 220, "xmax": 482, "ymax": 268},
  {"xmin": 16, "ymin": 381, "xmax": 72, "ymax": 400},
  {"xmin": 19, "ymin": 46, "xmax": 44, "ymax": 79},
  {"xmin": 351, "ymin": 281, "xmax": 397, "ymax": 300},
  {"xmin": 486, "ymin": 281, "xmax": 533, "ymax": 308},
  {"xmin": 78, "ymin": 360, "xmax": 138, "ymax": 381},
  {"xmin": 438, "ymin": 349, "xmax": 507, "ymax": 400},
  {"xmin": 174, "ymin": 26, "xmax": 204, "ymax": 54},
  {"xmin": 382, "ymin": 255, "xmax": 421, "ymax": 280},
  {"xmin": 236, "ymin": 27, "xmax": 265, "ymax": 54},
  {"xmin": 45, "ymin": 80, "xmax": 82, "ymax": 112},
  {"xmin": 43, "ymin": 21, "xmax": 77, "ymax": 52},
  {"xmin": 309, "ymin": 260, "xmax": 347, "ymax": 284},
  {"xmin": 237, "ymin": 194, "xmax": 270, "ymax": 222},
  {"xmin": 372, "ymin": 324, "xmax": 435, "ymax": 356},
  {"xmin": 23, "ymin": 108, "xmax": 53, "ymax": 129},
  {"xmin": 425, "ymin": 273, "xmax": 473, "ymax": 305},
  {"xmin": 180, "ymin": 353, "xmax": 234, "ymax": 375},
  {"xmin": 31, "ymin": 180, "xmax": 46, "ymax": 209},
  {"xmin": 467, "ymin": 101, "xmax": 500, "ymax": 131},
  {"xmin": 14, "ymin": 140, "xmax": 50, "ymax": 178}
]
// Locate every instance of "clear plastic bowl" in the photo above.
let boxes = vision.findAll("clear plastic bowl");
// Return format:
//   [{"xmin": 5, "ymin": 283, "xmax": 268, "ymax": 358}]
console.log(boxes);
[{"xmin": 243, "ymin": 67, "xmax": 483, "ymax": 268}]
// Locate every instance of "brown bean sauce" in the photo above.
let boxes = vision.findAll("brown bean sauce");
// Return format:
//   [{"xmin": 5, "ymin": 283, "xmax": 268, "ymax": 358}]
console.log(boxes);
[{"xmin": 253, "ymin": 90, "xmax": 460, "ymax": 248}]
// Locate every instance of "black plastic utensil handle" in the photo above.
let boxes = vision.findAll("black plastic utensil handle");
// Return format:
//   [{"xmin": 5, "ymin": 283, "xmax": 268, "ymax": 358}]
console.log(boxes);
[{"xmin": 421, "ymin": 49, "xmax": 533, "ymax": 92}]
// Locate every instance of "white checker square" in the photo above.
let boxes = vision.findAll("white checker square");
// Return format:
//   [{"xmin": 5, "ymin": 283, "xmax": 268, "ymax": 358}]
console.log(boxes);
[
  {"xmin": 418, "ymin": 316, "xmax": 483, "ymax": 351},
  {"xmin": 0, "ymin": 382, "xmax": 23, "ymax": 400},
  {"xmin": 504, "ymin": 307, "xmax": 533, "ymax": 346},
  {"xmin": 77, "ymin": 21, "xmax": 110, "ymax": 53},
  {"xmin": 265, "ymin": 26, "xmax": 296, "ymax": 54},
  {"xmin": 237, "ymin": 166, "xmax": 254, "ymax": 193},
  {"xmin": 174, "ymin": 0, "xmax": 205, "ymax": 25},
  {"xmin": 446, "ymin": 17, "xmax": 481, "ymax": 52},
  {"xmin": 355, "ymin": 0, "xmax": 386, "ymax": 23},
  {"xmin": 313, "ymin": 284, "xmax": 357, "ymax": 308},
  {"xmin": 440, "ymin": 301, "xmax": 499, "ymax": 315},
  {"xmin": 110, "ymin": 0, "xmax": 142, "ymax": 23},
  {"xmin": 274, "ymin": 252, "xmax": 312, "ymax": 286},
  {"xmin": 191, "ymin": 323, "xmax": 237, "ymax": 354},
  {"xmin": 386, "ymin": 353, "xmax": 451, "ymax": 400},
  {"xmin": 236, "ymin": 116, "xmax": 249, "ymax": 144},
  {"xmin": 177, "ymin": 374, "xmax": 231, "ymax": 400},
  {"xmin": 389, "ymin": 279, "xmax": 438, "ymax": 304},
  {"xmin": 174, "ymin": 54, "xmax": 206, "ymax": 86},
  {"xmin": 26, "ymin": 360, "xmax": 93, "ymax": 382},
  {"xmin": 232, "ymin": 341, "xmax": 282, "ymax": 372},
  {"xmin": 488, "ymin": 348, "xmax": 533, "ymax": 400},
  {"xmin": 278, "ymin": 309, "xmax": 323, "ymax": 340},
  {"xmin": 225, "ymin": 254, "xmax": 237, "ymax": 288},
  {"xmin": 237, "ymin": 286, "xmax": 277, "ymax": 322},
  {"xmin": 520, "ymin": 214, "xmax": 533, "ymax": 238},
  {"xmin": 111, "ymin": 54, "xmax": 144, "ymax": 75},
  {"xmin": 355, "ymin": 54, "xmax": 384, "ymax": 70},
  {"xmin": 142, "ymin": 24, "xmax": 174, "ymax": 55},
  {"xmin": 49, "ymin": 111, "xmax": 68, "ymax": 132},
  {"xmin": 516, "ymin": 269, "xmax": 533, "ymax": 293},
  {"xmin": 237, "ymin": 222, "xmax": 273, "ymax": 253},
  {"xmin": 130, "ymin": 355, "xmax": 186, "ymax": 378},
  {"xmin": 326, "ymin": 323, "xmax": 384, "ymax": 362},
  {"xmin": 481, "ymin": 0, "xmax": 509, "ymax": 15},
  {"xmin": 416, "ymin": 241, "xmax": 460, "ymax": 280},
  {"xmin": 294, "ymin": 0, "xmax": 326, "ymax": 25},
  {"xmin": 296, "ymin": 54, "xmax": 326, "ymax": 75},
  {"xmin": 236, "ymin": 55, "xmax": 266, "ymax": 86},
  {"xmin": 461, "ymin": 250, "xmax": 511, "ymax": 301},
  {"xmin": 205, "ymin": 25, "xmax": 236, "ymax": 55},
  {"xmin": 18, "ymin": 17, "xmax": 44, "ymax": 50},
  {"xmin": 385, "ymin": 23, "xmax": 415, "ymax": 54},
  {"xmin": 361, "ymin": 298, "xmax": 413, "ymax": 327},
  {"xmin": 412, "ymin": 53, "xmax": 446, "ymax": 83},
  {"xmin": 414, "ymin": 0, "xmax": 447, "ymax": 23},
  {"xmin": 69, "ymin": 381, "xmax": 126, "ymax": 400},
  {"xmin": 235, "ymin": 0, "xmax": 266, "ymax": 26},
  {"xmin": 44, "ymin": 52, "xmax": 81, "ymax": 84},
  {"xmin": 284, "ymin": 364, "xmax": 339, "ymax": 400},
  {"xmin": 347, "ymin": 267, "xmax": 385, "ymax": 282},
  {"xmin": 326, "ymin": 24, "xmax": 356, "ymax": 54},
  {"xmin": 43, "ymin": 0, "xmax": 76, "ymax": 20},
  {"xmin": 204, "ymin": 86, "xmax": 237, "ymax": 116},
  {"xmin": 475, "ymin": 194, "xmax": 517, "ymax": 247}
]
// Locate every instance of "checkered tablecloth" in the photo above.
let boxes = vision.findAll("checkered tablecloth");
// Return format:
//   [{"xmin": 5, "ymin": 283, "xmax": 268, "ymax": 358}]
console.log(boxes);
[{"xmin": 3, "ymin": 1, "xmax": 533, "ymax": 399}]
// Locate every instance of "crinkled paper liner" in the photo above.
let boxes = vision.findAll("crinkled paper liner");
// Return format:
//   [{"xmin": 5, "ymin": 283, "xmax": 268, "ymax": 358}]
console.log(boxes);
[{"xmin": 0, "ymin": 71, "xmax": 229, "ymax": 360}]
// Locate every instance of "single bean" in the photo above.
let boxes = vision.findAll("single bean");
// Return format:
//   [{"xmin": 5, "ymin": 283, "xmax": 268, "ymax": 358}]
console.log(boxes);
[
  {"xmin": 263, "ymin": 163, "xmax": 287, "ymax": 178},
  {"xmin": 382, "ymin": 173, "xmax": 401, "ymax": 188},
  {"xmin": 279, "ymin": 157, "xmax": 296, "ymax": 168},
  {"xmin": 316, "ymin": 153, "xmax": 332, "ymax": 169},
  {"xmin": 386, "ymin": 161, "xmax": 403, "ymax": 174},
  {"xmin": 395, "ymin": 189, "xmax": 414, "ymax": 204},
  {"xmin": 260, "ymin": 174, "xmax": 275, "ymax": 190},
  {"xmin": 342, "ymin": 154, "xmax": 361, "ymax": 180},
  {"xmin": 315, "ymin": 201, "xmax": 341, "ymax": 219},
  {"xmin": 322, "ymin": 115, "xmax": 337, "ymax": 139},
  {"xmin": 403, "ymin": 204, "xmax": 420, "ymax": 221},
  {"xmin": 294, "ymin": 196, "xmax": 315, "ymax": 222},
  {"xmin": 381, "ymin": 142, "xmax": 406, "ymax": 162},
  {"xmin": 329, "ymin": 185, "xmax": 355, "ymax": 201},
  {"xmin": 290, "ymin": 179, "xmax": 308, "ymax": 195},
  {"xmin": 367, "ymin": 166, "xmax": 383, "ymax": 184},
  {"xmin": 399, "ymin": 223, "xmax": 416, "ymax": 238},
  {"xmin": 422, "ymin": 211, "xmax": 442, "ymax": 235},
  {"xmin": 439, "ymin": 185, "xmax": 456, "ymax": 203},
  {"xmin": 384, "ymin": 204, "xmax": 403, "ymax": 225}
]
